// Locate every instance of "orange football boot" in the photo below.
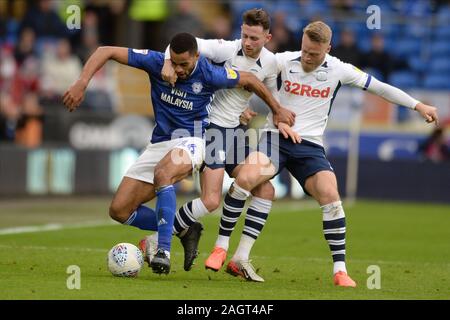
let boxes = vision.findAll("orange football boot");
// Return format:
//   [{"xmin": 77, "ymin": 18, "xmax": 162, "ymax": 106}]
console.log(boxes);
[
  {"xmin": 205, "ymin": 246, "xmax": 227, "ymax": 271},
  {"xmin": 334, "ymin": 271, "xmax": 357, "ymax": 287}
]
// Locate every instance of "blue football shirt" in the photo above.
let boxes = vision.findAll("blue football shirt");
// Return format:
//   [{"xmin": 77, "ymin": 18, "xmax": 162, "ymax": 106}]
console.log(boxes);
[{"xmin": 127, "ymin": 49, "xmax": 240, "ymax": 143}]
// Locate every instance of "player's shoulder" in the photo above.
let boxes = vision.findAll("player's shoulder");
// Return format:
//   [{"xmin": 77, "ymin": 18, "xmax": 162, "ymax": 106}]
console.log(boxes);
[
  {"xmin": 197, "ymin": 55, "xmax": 233, "ymax": 82},
  {"xmin": 258, "ymin": 47, "xmax": 278, "ymax": 71},
  {"xmin": 275, "ymin": 51, "xmax": 301, "ymax": 64},
  {"xmin": 325, "ymin": 53, "xmax": 357, "ymax": 70}
]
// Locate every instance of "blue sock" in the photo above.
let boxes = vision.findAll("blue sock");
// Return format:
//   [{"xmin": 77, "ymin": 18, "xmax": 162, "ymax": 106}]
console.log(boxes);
[
  {"xmin": 155, "ymin": 185, "xmax": 176, "ymax": 252},
  {"xmin": 124, "ymin": 205, "xmax": 158, "ymax": 231}
]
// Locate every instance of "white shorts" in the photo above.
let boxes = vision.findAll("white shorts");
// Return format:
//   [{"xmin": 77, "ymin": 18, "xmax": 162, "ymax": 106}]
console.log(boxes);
[{"xmin": 125, "ymin": 137, "xmax": 205, "ymax": 184}]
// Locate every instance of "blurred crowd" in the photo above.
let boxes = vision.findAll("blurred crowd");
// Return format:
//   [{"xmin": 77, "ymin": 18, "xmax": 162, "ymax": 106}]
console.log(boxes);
[{"xmin": 0, "ymin": 0, "xmax": 449, "ymax": 150}]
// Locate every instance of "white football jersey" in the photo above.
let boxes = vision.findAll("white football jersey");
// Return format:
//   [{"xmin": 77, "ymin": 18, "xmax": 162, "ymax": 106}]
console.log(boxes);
[
  {"xmin": 266, "ymin": 51, "xmax": 372, "ymax": 146},
  {"xmin": 195, "ymin": 38, "xmax": 279, "ymax": 128}
]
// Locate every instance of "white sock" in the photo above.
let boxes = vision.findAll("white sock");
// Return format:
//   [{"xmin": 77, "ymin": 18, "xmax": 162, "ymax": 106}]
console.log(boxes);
[
  {"xmin": 215, "ymin": 235, "xmax": 230, "ymax": 251},
  {"xmin": 191, "ymin": 198, "xmax": 209, "ymax": 220},
  {"xmin": 232, "ymin": 234, "xmax": 256, "ymax": 261},
  {"xmin": 333, "ymin": 261, "xmax": 347, "ymax": 274}
]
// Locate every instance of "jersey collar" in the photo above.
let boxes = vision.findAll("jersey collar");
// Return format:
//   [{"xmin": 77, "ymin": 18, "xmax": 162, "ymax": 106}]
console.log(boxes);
[{"xmin": 237, "ymin": 45, "xmax": 263, "ymax": 68}]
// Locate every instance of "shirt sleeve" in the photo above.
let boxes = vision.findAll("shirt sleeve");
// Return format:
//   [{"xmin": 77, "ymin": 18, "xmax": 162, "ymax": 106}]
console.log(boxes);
[
  {"xmin": 264, "ymin": 58, "xmax": 280, "ymax": 101},
  {"xmin": 196, "ymin": 38, "xmax": 237, "ymax": 63},
  {"xmin": 164, "ymin": 38, "xmax": 237, "ymax": 63},
  {"xmin": 127, "ymin": 48, "xmax": 163, "ymax": 76},
  {"xmin": 339, "ymin": 60, "xmax": 372, "ymax": 89},
  {"xmin": 204, "ymin": 64, "xmax": 240, "ymax": 90},
  {"xmin": 338, "ymin": 59, "xmax": 419, "ymax": 109},
  {"xmin": 365, "ymin": 77, "xmax": 420, "ymax": 109}
]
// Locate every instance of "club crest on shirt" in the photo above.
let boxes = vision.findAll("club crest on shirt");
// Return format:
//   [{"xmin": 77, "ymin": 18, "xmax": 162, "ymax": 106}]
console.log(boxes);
[
  {"xmin": 316, "ymin": 70, "xmax": 328, "ymax": 81},
  {"xmin": 192, "ymin": 82, "xmax": 203, "ymax": 94},
  {"xmin": 226, "ymin": 68, "xmax": 238, "ymax": 79},
  {"xmin": 132, "ymin": 49, "xmax": 148, "ymax": 55}
]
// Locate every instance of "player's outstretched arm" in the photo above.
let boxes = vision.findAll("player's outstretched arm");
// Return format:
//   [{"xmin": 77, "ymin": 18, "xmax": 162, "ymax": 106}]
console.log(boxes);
[
  {"xmin": 366, "ymin": 77, "xmax": 439, "ymax": 126},
  {"xmin": 237, "ymin": 71, "xmax": 296, "ymax": 127},
  {"xmin": 63, "ymin": 46, "xmax": 128, "ymax": 112}
]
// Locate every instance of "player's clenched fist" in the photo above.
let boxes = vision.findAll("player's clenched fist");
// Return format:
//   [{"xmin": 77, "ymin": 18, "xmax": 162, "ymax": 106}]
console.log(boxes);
[
  {"xmin": 63, "ymin": 79, "xmax": 87, "ymax": 112},
  {"xmin": 415, "ymin": 103, "xmax": 439, "ymax": 126},
  {"xmin": 273, "ymin": 107, "xmax": 296, "ymax": 127}
]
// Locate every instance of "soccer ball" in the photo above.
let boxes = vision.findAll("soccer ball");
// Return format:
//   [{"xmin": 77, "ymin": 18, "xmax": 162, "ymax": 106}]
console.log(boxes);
[{"xmin": 107, "ymin": 243, "xmax": 144, "ymax": 277}]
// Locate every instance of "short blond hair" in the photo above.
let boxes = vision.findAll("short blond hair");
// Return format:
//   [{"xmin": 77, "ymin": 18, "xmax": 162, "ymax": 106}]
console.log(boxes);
[{"xmin": 303, "ymin": 21, "xmax": 332, "ymax": 44}]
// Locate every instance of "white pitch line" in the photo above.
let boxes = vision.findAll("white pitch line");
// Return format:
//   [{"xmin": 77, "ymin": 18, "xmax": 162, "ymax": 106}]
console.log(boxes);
[
  {"xmin": 0, "ymin": 220, "xmax": 118, "ymax": 236},
  {"xmin": 0, "ymin": 244, "xmax": 108, "ymax": 253},
  {"xmin": 0, "ymin": 244, "xmax": 447, "ymax": 267}
]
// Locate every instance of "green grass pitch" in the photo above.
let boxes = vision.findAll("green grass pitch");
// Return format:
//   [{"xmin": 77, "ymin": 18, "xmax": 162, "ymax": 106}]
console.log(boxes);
[{"xmin": 0, "ymin": 197, "xmax": 449, "ymax": 300}]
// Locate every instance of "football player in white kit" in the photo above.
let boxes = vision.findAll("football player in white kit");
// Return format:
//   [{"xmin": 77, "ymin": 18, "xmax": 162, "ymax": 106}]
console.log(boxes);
[
  {"xmin": 211, "ymin": 21, "xmax": 439, "ymax": 286},
  {"xmin": 138, "ymin": 9, "xmax": 297, "ymax": 281}
]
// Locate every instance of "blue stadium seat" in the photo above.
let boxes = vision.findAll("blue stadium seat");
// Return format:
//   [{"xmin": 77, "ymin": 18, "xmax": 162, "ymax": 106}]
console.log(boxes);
[
  {"xmin": 436, "ymin": 4, "xmax": 450, "ymax": 24},
  {"xmin": 430, "ymin": 41, "xmax": 450, "ymax": 55},
  {"xmin": 433, "ymin": 26, "xmax": 450, "ymax": 39},
  {"xmin": 388, "ymin": 71, "xmax": 420, "ymax": 89},
  {"xmin": 392, "ymin": 39, "xmax": 423, "ymax": 58},
  {"xmin": 423, "ymin": 74, "xmax": 450, "ymax": 89},
  {"xmin": 429, "ymin": 57, "xmax": 450, "ymax": 73},
  {"xmin": 408, "ymin": 55, "xmax": 428, "ymax": 73}
]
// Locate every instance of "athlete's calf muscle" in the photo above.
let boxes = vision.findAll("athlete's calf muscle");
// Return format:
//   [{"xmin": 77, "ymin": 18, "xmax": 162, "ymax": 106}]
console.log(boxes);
[{"xmin": 109, "ymin": 177, "xmax": 156, "ymax": 223}]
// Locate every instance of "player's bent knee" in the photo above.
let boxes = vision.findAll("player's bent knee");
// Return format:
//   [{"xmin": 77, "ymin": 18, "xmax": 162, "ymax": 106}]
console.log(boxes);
[
  {"xmin": 235, "ymin": 172, "xmax": 258, "ymax": 191},
  {"xmin": 317, "ymin": 188, "xmax": 340, "ymax": 204},
  {"xmin": 109, "ymin": 202, "xmax": 130, "ymax": 223},
  {"xmin": 201, "ymin": 195, "xmax": 221, "ymax": 213},
  {"xmin": 251, "ymin": 181, "xmax": 275, "ymax": 200}
]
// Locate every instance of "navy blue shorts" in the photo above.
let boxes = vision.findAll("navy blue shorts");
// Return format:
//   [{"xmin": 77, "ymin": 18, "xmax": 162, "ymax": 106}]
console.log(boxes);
[
  {"xmin": 204, "ymin": 123, "xmax": 252, "ymax": 176},
  {"xmin": 257, "ymin": 131, "xmax": 334, "ymax": 195}
]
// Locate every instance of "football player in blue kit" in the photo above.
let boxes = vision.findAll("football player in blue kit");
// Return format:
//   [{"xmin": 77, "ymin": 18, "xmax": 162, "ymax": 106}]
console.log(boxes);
[{"xmin": 63, "ymin": 32, "xmax": 296, "ymax": 274}]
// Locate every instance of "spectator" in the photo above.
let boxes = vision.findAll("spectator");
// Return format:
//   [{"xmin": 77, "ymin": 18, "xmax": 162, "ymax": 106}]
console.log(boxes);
[
  {"xmin": 129, "ymin": 0, "xmax": 168, "ymax": 50},
  {"xmin": 20, "ymin": 0, "xmax": 67, "ymax": 39},
  {"xmin": 40, "ymin": 38, "xmax": 82, "ymax": 100},
  {"xmin": 418, "ymin": 127, "xmax": 450, "ymax": 162},
  {"xmin": 265, "ymin": 11, "xmax": 298, "ymax": 53},
  {"xmin": 331, "ymin": 28, "xmax": 362, "ymax": 66},
  {"xmin": 14, "ymin": 92, "xmax": 44, "ymax": 148},
  {"xmin": 76, "ymin": 10, "xmax": 100, "ymax": 64},
  {"xmin": 204, "ymin": 15, "xmax": 232, "ymax": 40},
  {"xmin": 161, "ymin": 0, "xmax": 205, "ymax": 45},
  {"xmin": 0, "ymin": 93, "xmax": 20, "ymax": 142},
  {"xmin": 360, "ymin": 33, "xmax": 394, "ymax": 80},
  {"xmin": 14, "ymin": 28, "xmax": 37, "ymax": 65}
]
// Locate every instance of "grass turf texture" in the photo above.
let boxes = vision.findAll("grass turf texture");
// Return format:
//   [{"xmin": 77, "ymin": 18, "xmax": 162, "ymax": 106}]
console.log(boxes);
[{"xmin": 0, "ymin": 198, "xmax": 449, "ymax": 299}]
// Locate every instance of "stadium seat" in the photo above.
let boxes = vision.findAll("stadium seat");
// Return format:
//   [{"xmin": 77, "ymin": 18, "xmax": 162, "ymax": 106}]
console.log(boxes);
[
  {"xmin": 423, "ymin": 74, "xmax": 450, "ymax": 89},
  {"xmin": 429, "ymin": 57, "xmax": 450, "ymax": 73},
  {"xmin": 435, "ymin": 4, "xmax": 450, "ymax": 24},
  {"xmin": 388, "ymin": 71, "xmax": 420, "ymax": 89},
  {"xmin": 430, "ymin": 41, "xmax": 450, "ymax": 56},
  {"xmin": 408, "ymin": 55, "xmax": 428, "ymax": 73},
  {"xmin": 433, "ymin": 26, "xmax": 450, "ymax": 39},
  {"xmin": 392, "ymin": 39, "xmax": 423, "ymax": 58}
]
